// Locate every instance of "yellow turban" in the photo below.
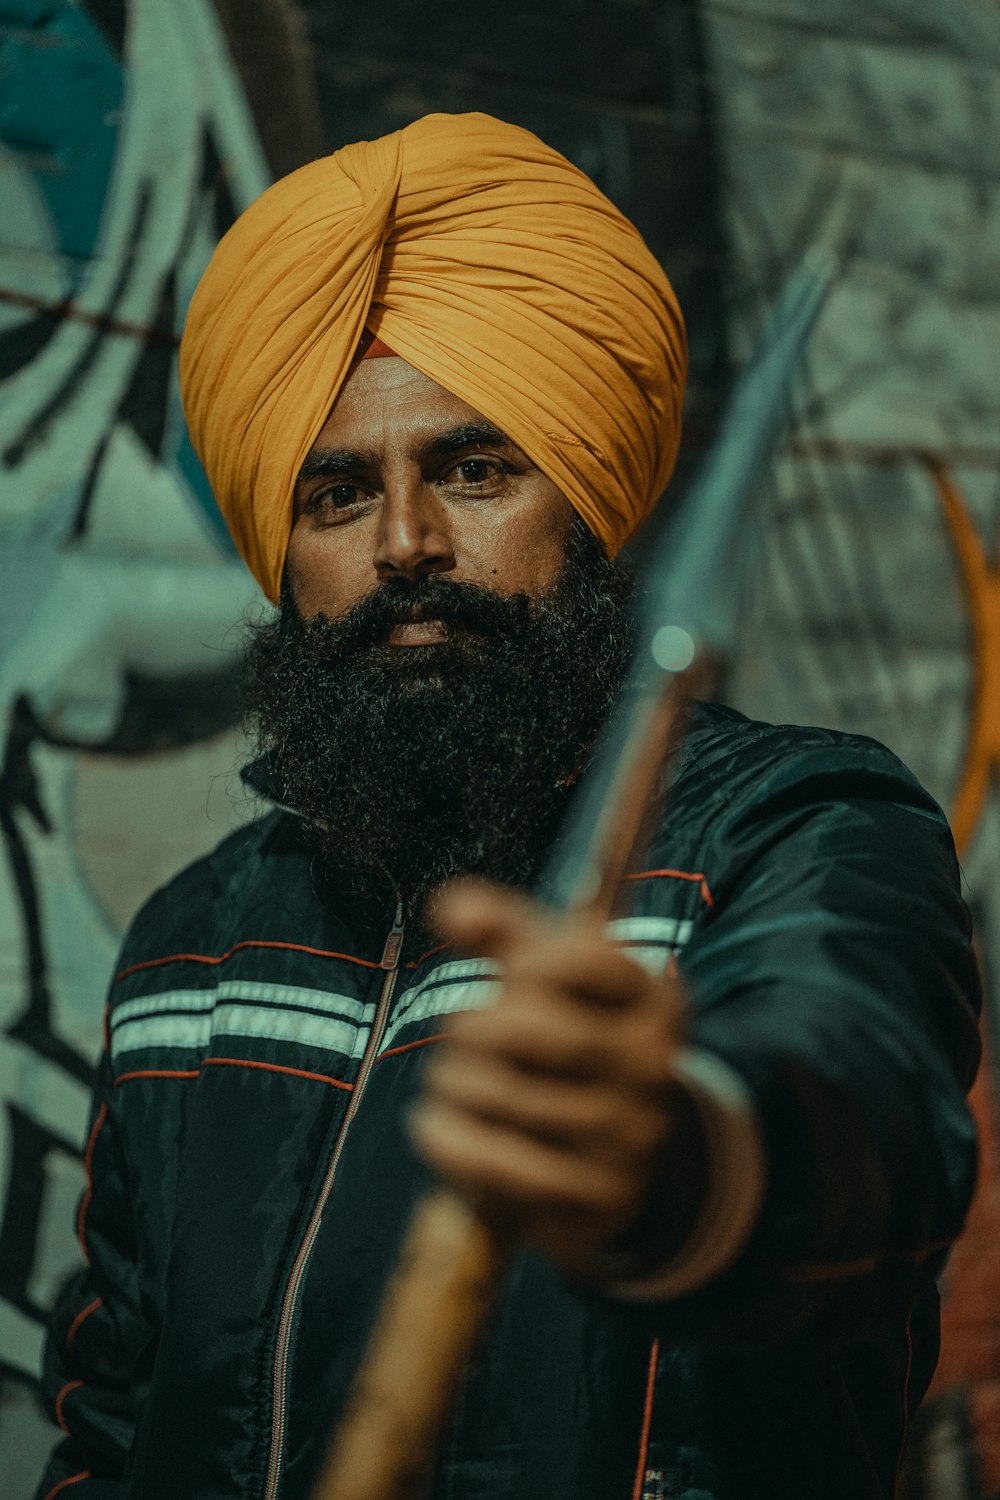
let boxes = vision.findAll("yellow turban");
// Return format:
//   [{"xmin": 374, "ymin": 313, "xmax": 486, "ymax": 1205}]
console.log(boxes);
[{"xmin": 179, "ymin": 112, "xmax": 687, "ymax": 604}]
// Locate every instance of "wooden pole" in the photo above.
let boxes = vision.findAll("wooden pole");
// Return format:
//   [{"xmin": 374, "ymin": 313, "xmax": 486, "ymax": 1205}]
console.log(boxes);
[
  {"xmin": 310, "ymin": 1192, "xmax": 512, "ymax": 1500},
  {"xmin": 311, "ymin": 673, "xmax": 694, "ymax": 1500}
]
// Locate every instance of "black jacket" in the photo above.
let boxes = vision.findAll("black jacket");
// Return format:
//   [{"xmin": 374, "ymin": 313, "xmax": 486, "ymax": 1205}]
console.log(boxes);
[{"xmin": 36, "ymin": 703, "xmax": 981, "ymax": 1500}]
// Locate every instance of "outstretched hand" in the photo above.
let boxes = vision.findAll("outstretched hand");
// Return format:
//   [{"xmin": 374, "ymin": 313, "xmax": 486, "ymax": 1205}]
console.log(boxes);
[{"xmin": 408, "ymin": 879, "xmax": 690, "ymax": 1275}]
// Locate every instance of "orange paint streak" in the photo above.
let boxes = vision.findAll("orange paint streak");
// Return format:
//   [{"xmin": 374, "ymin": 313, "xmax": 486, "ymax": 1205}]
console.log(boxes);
[{"xmin": 928, "ymin": 457, "xmax": 1000, "ymax": 855}]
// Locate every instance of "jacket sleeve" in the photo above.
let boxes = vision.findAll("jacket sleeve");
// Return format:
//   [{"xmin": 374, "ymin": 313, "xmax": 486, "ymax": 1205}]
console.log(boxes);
[
  {"xmin": 34, "ymin": 1047, "xmax": 151, "ymax": 1500},
  {"xmin": 625, "ymin": 736, "xmax": 982, "ymax": 1345}
]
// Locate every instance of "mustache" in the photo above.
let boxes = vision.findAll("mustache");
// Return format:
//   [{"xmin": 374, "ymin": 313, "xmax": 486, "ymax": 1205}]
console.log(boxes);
[{"xmin": 298, "ymin": 575, "xmax": 537, "ymax": 654}]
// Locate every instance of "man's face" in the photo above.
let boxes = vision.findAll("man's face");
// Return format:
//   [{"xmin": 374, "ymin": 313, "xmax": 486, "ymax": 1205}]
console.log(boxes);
[
  {"xmin": 286, "ymin": 356, "xmax": 575, "ymax": 626},
  {"xmin": 246, "ymin": 356, "xmax": 632, "ymax": 919}
]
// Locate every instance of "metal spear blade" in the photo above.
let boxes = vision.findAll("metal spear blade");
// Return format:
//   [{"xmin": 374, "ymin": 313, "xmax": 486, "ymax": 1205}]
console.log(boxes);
[{"xmin": 542, "ymin": 247, "xmax": 836, "ymax": 913}]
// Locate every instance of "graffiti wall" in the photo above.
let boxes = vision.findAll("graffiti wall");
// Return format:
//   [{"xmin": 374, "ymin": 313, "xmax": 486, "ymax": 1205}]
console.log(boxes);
[
  {"xmin": 0, "ymin": 0, "xmax": 274, "ymax": 1487},
  {"xmin": 0, "ymin": 4, "xmax": 730, "ymax": 1490},
  {"xmin": 1, "ymin": 1, "xmax": 997, "ymax": 1496}
]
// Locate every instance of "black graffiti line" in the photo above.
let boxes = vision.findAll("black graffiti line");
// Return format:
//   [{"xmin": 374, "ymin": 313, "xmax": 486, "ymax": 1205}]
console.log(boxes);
[
  {"xmin": 0, "ymin": 287, "xmax": 178, "ymax": 350},
  {"xmin": 196, "ymin": 124, "xmax": 242, "ymax": 251},
  {"xmin": 0, "ymin": 1104, "xmax": 82, "ymax": 1321},
  {"xmin": 0, "ymin": 700, "xmax": 93, "ymax": 1087},
  {"xmin": 0, "ymin": 808, "xmax": 93, "ymax": 1085},
  {"xmin": 3, "ymin": 181, "xmax": 155, "ymax": 468},
  {"xmin": 71, "ymin": 431, "xmax": 112, "ymax": 541}
]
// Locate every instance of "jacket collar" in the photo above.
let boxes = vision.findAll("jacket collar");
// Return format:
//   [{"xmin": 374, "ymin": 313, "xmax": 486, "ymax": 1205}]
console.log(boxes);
[{"xmin": 240, "ymin": 752, "xmax": 290, "ymax": 809}]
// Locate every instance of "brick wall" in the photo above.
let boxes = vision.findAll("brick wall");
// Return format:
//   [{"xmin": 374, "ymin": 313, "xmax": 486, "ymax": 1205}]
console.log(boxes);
[{"xmin": 702, "ymin": 3, "xmax": 1000, "ymax": 1493}]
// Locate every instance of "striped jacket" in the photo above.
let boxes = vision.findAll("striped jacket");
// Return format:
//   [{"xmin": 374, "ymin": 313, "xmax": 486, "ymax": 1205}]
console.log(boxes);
[{"xmin": 37, "ymin": 703, "xmax": 981, "ymax": 1500}]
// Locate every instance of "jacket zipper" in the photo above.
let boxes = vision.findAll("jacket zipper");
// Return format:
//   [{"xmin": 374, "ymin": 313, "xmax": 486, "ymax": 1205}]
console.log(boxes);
[{"xmin": 263, "ymin": 900, "xmax": 406, "ymax": 1500}]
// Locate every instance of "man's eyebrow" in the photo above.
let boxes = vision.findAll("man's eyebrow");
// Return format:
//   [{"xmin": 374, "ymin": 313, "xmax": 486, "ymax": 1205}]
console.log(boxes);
[
  {"xmin": 295, "ymin": 423, "xmax": 516, "ymax": 484},
  {"xmin": 296, "ymin": 449, "xmax": 370, "ymax": 482},
  {"xmin": 422, "ymin": 422, "xmax": 515, "ymax": 458}
]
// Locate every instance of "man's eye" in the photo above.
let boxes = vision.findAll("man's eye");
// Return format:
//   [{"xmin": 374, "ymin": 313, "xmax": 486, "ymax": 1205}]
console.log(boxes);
[
  {"xmin": 307, "ymin": 483, "xmax": 362, "ymax": 512},
  {"xmin": 451, "ymin": 458, "xmax": 502, "ymax": 485}
]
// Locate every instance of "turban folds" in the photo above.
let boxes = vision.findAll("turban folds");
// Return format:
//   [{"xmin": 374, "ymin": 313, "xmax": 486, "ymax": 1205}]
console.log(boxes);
[{"xmin": 179, "ymin": 113, "xmax": 687, "ymax": 603}]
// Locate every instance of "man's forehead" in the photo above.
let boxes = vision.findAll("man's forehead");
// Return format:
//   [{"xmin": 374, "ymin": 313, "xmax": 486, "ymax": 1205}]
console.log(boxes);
[{"xmin": 304, "ymin": 357, "xmax": 516, "ymax": 460}]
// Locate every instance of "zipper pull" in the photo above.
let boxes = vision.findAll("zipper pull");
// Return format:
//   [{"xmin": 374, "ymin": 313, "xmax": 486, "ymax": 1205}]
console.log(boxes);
[{"xmin": 380, "ymin": 900, "xmax": 405, "ymax": 970}]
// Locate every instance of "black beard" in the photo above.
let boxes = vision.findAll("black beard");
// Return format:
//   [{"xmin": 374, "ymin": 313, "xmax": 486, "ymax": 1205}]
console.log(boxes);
[{"xmin": 242, "ymin": 517, "xmax": 632, "ymax": 920}]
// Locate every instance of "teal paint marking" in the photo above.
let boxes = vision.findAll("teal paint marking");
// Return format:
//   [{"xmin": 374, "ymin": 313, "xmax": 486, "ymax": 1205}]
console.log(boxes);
[{"xmin": 0, "ymin": 0, "xmax": 124, "ymax": 270}]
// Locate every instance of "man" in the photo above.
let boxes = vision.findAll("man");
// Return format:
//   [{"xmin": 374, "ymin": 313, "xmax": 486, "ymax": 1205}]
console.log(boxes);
[{"xmin": 37, "ymin": 114, "xmax": 980, "ymax": 1500}]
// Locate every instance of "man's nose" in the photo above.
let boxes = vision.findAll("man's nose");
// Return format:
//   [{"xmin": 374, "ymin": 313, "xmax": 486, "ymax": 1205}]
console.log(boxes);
[{"xmin": 372, "ymin": 479, "xmax": 457, "ymax": 582}]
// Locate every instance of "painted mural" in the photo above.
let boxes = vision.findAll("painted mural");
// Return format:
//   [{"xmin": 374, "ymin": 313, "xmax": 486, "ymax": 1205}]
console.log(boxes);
[
  {"xmin": 0, "ymin": 0, "xmax": 271, "ymax": 1487},
  {"xmin": 1, "ymin": 1, "xmax": 998, "ymax": 1497}
]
